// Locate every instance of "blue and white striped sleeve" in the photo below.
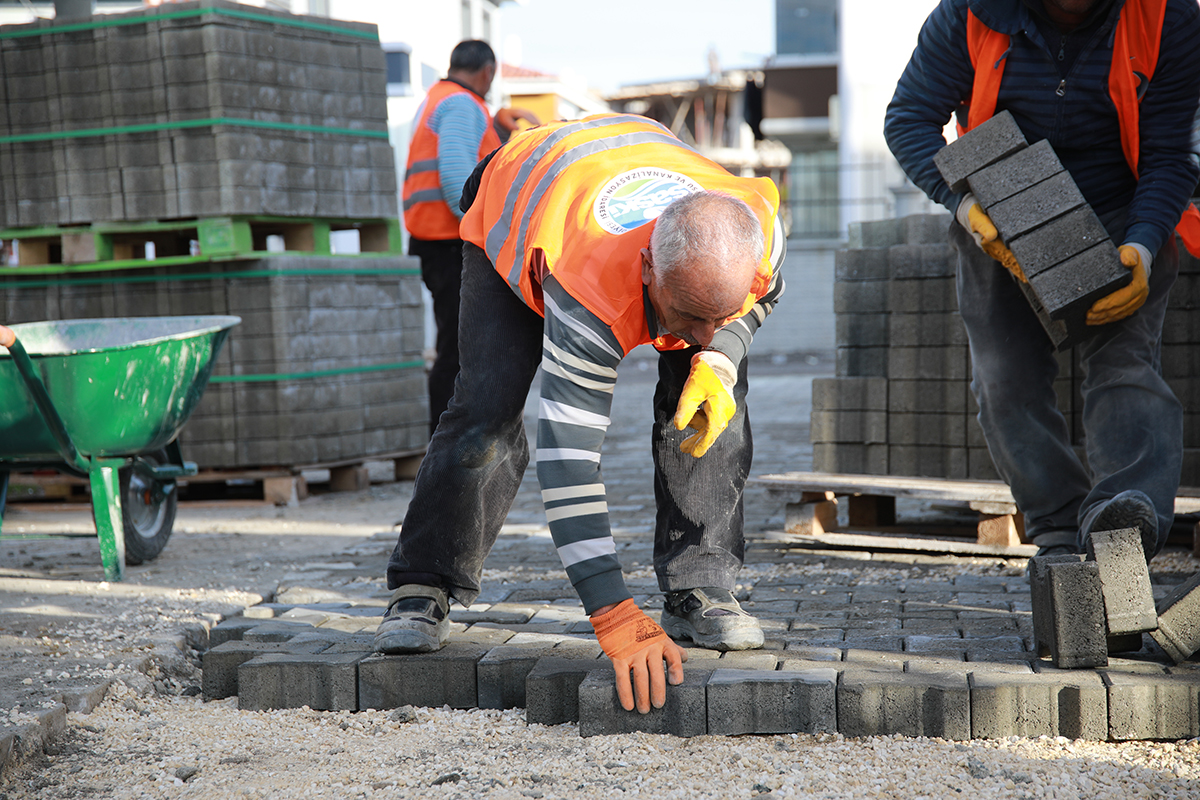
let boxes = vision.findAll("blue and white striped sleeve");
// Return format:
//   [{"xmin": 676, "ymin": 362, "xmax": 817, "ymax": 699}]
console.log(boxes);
[
  {"xmin": 430, "ymin": 94, "xmax": 491, "ymax": 218},
  {"xmin": 536, "ymin": 275, "xmax": 632, "ymax": 615}
]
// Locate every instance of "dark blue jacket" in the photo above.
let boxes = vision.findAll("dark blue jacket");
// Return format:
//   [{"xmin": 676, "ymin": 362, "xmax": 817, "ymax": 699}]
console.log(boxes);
[{"xmin": 884, "ymin": 0, "xmax": 1200, "ymax": 256}]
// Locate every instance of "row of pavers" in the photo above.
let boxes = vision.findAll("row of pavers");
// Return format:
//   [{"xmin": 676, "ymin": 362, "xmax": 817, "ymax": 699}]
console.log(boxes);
[{"xmin": 200, "ymin": 574, "xmax": 1200, "ymax": 740}]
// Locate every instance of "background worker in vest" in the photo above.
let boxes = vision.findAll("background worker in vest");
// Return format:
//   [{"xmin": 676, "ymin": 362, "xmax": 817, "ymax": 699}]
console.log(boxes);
[
  {"xmin": 884, "ymin": 0, "xmax": 1200, "ymax": 562},
  {"xmin": 377, "ymin": 114, "xmax": 787, "ymax": 714},
  {"xmin": 402, "ymin": 40, "xmax": 539, "ymax": 437}
]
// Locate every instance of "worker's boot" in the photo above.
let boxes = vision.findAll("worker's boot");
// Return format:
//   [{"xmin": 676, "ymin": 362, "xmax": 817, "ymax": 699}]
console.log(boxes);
[
  {"xmin": 660, "ymin": 587, "xmax": 764, "ymax": 651},
  {"xmin": 1081, "ymin": 489, "xmax": 1159, "ymax": 563},
  {"xmin": 374, "ymin": 584, "xmax": 450, "ymax": 653}
]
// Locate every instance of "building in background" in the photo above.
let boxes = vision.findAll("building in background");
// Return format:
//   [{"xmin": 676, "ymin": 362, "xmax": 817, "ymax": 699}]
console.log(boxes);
[{"xmin": 500, "ymin": 62, "xmax": 609, "ymax": 131}]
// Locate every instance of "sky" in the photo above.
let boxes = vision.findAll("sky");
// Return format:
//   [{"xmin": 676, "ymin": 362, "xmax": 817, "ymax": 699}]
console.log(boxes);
[{"xmin": 498, "ymin": 0, "xmax": 776, "ymax": 95}]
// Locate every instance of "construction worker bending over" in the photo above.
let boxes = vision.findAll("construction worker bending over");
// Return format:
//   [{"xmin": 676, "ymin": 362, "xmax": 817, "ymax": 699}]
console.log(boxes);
[{"xmin": 376, "ymin": 113, "xmax": 787, "ymax": 713}]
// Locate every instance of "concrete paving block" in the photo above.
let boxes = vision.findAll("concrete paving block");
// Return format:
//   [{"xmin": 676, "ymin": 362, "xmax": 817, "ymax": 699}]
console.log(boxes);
[
  {"xmin": 970, "ymin": 671, "xmax": 1101, "ymax": 739},
  {"xmin": 987, "ymin": 171, "xmax": 1086, "ymax": 243},
  {"xmin": 1085, "ymin": 528, "xmax": 1157, "ymax": 636},
  {"xmin": 209, "ymin": 617, "xmax": 267, "ymax": 647},
  {"xmin": 835, "ymin": 346, "xmax": 888, "ymax": 378},
  {"xmin": 1016, "ymin": 278, "xmax": 1071, "ymax": 350},
  {"xmin": 1028, "ymin": 240, "xmax": 1128, "ymax": 325},
  {"xmin": 202, "ymin": 639, "xmax": 331, "ymax": 700},
  {"xmin": 717, "ymin": 651, "xmax": 779, "ymax": 670},
  {"xmin": 834, "ymin": 279, "xmax": 889, "ymax": 314},
  {"xmin": 811, "ymin": 377, "xmax": 888, "ymax": 411},
  {"xmin": 834, "ymin": 247, "xmax": 889, "ymax": 281},
  {"xmin": 1102, "ymin": 670, "xmax": 1199, "ymax": 740},
  {"xmin": 1008, "ymin": 205, "xmax": 1111, "ymax": 279},
  {"xmin": 476, "ymin": 644, "xmax": 558, "ymax": 710},
  {"xmin": 237, "ymin": 653, "xmax": 363, "ymax": 711},
  {"xmin": 1150, "ymin": 571, "xmax": 1200, "ymax": 663},
  {"xmin": 934, "ymin": 109, "xmax": 1028, "ymax": 192},
  {"xmin": 836, "ymin": 313, "xmax": 890, "ymax": 348},
  {"xmin": 242, "ymin": 621, "xmax": 317, "ymax": 643},
  {"xmin": 848, "ymin": 218, "xmax": 905, "ymax": 249},
  {"xmin": 1030, "ymin": 555, "xmax": 1108, "ymax": 668},
  {"xmin": 966, "ymin": 139, "xmax": 1064, "ymax": 208},
  {"xmin": 578, "ymin": 667, "xmax": 708, "ymax": 738},
  {"xmin": 357, "ymin": 643, "xmax": 489, "ymax": 710},
  {"xmin": 887, "ymin": 379, "xmax": 968, "ymax": 414},
  {"xmin": 838, "ymin": 668, "xmax": 970, "ymax": 739},
  {"xmin": 810, "ymin": 409, "xmax": 887, "ymax": 444},
  {"xmin": 903, "ymin": 213, "xmax": 952, "ymax": 244},
  {"xmin": 707, "ymin": 667, "xmax": 837, "ymax": 735},
  {"xmin": 525, "ymin": 657, "xmax": 606, "ymax": 725},
  {"xmin": 887, "ymin": 243, "xmax": 955, "ymax": 279},
  {"xmin": 1027, "ymin": 663, "xmax": 1111, "ymax": 740}
]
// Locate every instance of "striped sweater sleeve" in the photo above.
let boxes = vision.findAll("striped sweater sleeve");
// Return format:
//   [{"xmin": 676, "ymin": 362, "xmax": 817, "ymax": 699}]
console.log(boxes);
[
  {"xmin": 536, "ymin": 275, "xmax": 632, "ymax": 615},
  {"xmin": 706, "ymin": 214, "xmax": 788, "ymax": 365}
]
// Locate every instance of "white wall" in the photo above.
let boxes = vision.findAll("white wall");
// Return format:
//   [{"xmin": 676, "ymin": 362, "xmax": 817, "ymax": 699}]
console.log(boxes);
[{"xmin": 838, "ymin": 0, "xmax": 940, "ymax": 234}]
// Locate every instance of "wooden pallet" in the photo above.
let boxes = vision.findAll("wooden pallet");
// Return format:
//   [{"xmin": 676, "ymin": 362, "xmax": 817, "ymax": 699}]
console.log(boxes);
[
  {"xmin": 4, "ymin": 448, "xmax": 425, "ymax": 508},
  {"xmin": 751, "ymin": 471, "xmax": 1200, "ymax": 557},
  {"xmin": 751, "ymin": 471, "xmax": 1029, "ymax": 548},
  {"xmin": 0, "ymin": 214, "xmax": 402, "ymax": 269}
]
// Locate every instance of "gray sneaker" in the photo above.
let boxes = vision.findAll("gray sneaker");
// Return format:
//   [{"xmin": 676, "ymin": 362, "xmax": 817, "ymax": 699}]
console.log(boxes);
[
  {"xmin": 374, "ymin": 584, "xmax": 450, "ymax": 654},
  {"xmin": 1085, "ymin": 490, "xmax": 1158, "ymax": 562},
  {"xmin": 660, "ymin": 587, "xmax": 764, "ymax": 651}
]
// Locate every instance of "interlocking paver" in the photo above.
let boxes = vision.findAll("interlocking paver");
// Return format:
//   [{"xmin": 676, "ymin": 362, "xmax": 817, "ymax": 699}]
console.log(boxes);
[
  {"xmin": 238, "ymin": 652, "xmax": 363, "ymax": 712},
  {"xmin": 578, "ymin": 667, "xmax": 708, "ymax": 738},
  {"xmin": 707, "ymin": 667, "xmax": 837, "ymax": 735},
  {"xmin": 357, "ymin": 643, "xmax": 490, "ymax": 710}
]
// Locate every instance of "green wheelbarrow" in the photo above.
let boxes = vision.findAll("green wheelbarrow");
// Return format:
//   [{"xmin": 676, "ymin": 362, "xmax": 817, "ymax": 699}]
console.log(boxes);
[{"xmin": 0, "ymin": 316, "xmax": 239, "ymax": 581}]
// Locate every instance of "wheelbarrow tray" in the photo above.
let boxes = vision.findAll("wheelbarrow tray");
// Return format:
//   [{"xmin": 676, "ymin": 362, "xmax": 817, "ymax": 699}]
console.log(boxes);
[{"xmin": 0, "ymin": 316, "xmax": 238, "ymax": 464}]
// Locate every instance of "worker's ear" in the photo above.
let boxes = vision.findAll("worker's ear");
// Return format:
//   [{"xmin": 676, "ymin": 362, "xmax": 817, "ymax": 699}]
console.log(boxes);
[{"xmin": 640, "ymin": 248, "xmax": 654, "ymax": 286}]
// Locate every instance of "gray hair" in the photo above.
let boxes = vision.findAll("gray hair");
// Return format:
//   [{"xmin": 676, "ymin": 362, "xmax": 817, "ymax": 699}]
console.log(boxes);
[{"xmin": 648, "ymin": 191, "xmax": 764, "ymax": 277}]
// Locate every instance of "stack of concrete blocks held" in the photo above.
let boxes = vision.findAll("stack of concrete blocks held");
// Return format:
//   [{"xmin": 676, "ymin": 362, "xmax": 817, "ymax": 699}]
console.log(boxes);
[
  {"xmin": 0, "ymin": 0, "xmax": 395, "ymax": 228},
  {"xmin": 933, "ymin": 110, "xmax": 1130, "ymax": 350},
  {"xmin": 1029, "ymin": 528, "xmax": 1159, "ymax": 668},
  {"xmin": 0, "ymin": 256, "xmax": 429, "ymax": 468}
]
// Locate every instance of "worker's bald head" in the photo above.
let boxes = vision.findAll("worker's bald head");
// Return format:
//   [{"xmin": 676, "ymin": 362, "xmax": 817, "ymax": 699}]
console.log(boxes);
[{"xmin": 641, "ymin": 191, "xmax": 764, "ymax": 346}]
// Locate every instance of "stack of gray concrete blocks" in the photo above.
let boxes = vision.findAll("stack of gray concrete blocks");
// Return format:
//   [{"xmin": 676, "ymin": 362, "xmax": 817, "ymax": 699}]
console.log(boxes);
[
  {"xmin": 0, "ymin": 0, "xmax": 395, "ymax": 228},
  {"xmin": 0, "ymin": 255, "xmax": 428, "ymax": 469},
  {"xmin": 820, "ymin": 216, "xmax": 1200, "ymax": 485},
  {"xmin": 933, "ymin": 111, "xmax": 1130, "ymax": 350}
]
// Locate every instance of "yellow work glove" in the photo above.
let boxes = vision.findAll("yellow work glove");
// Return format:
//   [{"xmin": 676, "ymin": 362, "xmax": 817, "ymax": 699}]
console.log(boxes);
[
  {"xmin": 673, "ymin": 351, "xmax": 737, "ymax": 458},
  {"xmin": 1087, "ymin": 244, "xmax": 1150, "ymax": 326},
  {"xmin": 957, "ymin": 194, "xmax": 1026, "ymax": 282},
  {"xmin": 590, "ymin": 599, "xmax": 687, "ymax": 714}
]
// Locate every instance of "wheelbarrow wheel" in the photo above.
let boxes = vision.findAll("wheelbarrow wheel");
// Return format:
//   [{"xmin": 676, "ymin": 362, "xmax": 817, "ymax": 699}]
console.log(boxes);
[{"xmin": 119, "ymin": 450, "xmax": 178, "ymax": 565}]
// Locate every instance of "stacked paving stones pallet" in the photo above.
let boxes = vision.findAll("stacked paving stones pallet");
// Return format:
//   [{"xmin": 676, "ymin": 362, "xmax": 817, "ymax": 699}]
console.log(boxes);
[
  {"xmin": 198, "ymin": 567, "xmax": 1200, "ymax": 740},
  {"xmin": 0, "ymin": 255, "xmax": 428, "ymax": 469},
  {"xmin": 0, "ymin": 0, "xmax": 395, "ymax": 228},
  {"xmin": 933, "ymin": 111, "xmax": 1129, "ymax": 349},
  {"xmin": 817, "ymin": 213, "xmax": 1200, "ymax": 486}
]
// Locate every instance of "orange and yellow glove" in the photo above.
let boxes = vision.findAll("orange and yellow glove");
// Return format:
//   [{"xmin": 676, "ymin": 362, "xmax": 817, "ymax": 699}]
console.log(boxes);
[
  {"xmin": 957, "ymin": 195, "xmax": 1026, "ymax": 282},
  {"xmin": 673, "ymin": 351, "xmax": 737, "ymax": 458},
  {"xmin": 591, "ymin": 599, "xmax": 687, "ymax": 713},
  {"xmin": 1087, "ymin": 244, "xmax": 1150, "ymax": 326}
]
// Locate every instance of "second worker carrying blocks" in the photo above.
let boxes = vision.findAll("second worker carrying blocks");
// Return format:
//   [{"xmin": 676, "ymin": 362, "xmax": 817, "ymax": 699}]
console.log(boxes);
[{"xmin": 933, "ymin": 110, "xmax": 1130, "ymax": 349}]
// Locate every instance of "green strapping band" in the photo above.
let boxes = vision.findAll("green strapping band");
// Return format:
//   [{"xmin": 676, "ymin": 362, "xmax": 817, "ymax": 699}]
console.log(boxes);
[
  {"xmin": 0, "ymin": 6, "xmax": 380, "ymax": 41},
  {"xmin": 210, "ymin": 359, "xmax": 425, "ymax": 383},
  {"xmin": 0, "ymin": 267, "xmax": 420, "ymax": 289},
  {"xmin": 0, "ymin": 116, "xmax": 389, "ymax": 145}
]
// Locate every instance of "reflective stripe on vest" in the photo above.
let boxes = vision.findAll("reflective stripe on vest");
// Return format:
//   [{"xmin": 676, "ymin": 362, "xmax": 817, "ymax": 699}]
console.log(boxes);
[
  {"xmin": 402, "ymin": 81, "xmax": 502, "ymax": 241},
  {"xmin": 459, "ymin": 113, "xmax": 780, "ymax": 354},
  {"xmin": 962, "ymin": 0, "xmax": 1200, "ymax": 256}
]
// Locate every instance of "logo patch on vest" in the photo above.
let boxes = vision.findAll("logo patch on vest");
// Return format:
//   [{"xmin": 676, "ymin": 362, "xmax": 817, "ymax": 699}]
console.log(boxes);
[{"xmin": 593, "ymin": 168, "xmax": 702, "ymax": 235}]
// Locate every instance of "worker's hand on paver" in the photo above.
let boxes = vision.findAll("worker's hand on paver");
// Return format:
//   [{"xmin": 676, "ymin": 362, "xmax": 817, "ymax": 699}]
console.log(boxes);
[
  {"xmin": 674, "ymin": 351, "xmax": 737, "ymax": 458},
  {"xmin": 957, "ymin": 195, "xmax": 1026, "ymax": 282},
  {"xmin": 590, "ymin": 599, "xmax": 687, "ymax": 713},
  {"xmin": 1087, "ymin": 244, "xmax": 1150, "ymax": 326}
]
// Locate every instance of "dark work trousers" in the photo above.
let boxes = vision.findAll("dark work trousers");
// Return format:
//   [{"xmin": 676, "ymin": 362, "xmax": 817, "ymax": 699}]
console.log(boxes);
[
  {"xmin": 386, "ymin": 243, "xmax": 753, "ymax": 607},
  {"xmin": 409, "ymin": 236, "xmax": 465, "ymax": 438},
  {"xmin": 953, "ymin": 212, "xmax": 1182, "ymax": 555}
]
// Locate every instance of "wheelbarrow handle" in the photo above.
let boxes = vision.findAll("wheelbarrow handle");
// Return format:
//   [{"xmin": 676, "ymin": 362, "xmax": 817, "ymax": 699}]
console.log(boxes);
[{"xmin": 0, "ymin": 323, "xmax": 89, "ymax": 474}]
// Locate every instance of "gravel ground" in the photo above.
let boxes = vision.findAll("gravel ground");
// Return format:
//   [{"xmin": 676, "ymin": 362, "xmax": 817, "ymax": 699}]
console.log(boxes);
[{"xmin": 3, "ymin": 357, "xmax": 1200, "ymax": 797}]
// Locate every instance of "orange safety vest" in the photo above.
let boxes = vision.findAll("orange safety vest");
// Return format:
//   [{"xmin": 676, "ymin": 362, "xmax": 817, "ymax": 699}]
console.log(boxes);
[
  {"xmin": 963, "ymin": 0, "xmax": 1200, "ymax": 256},
  {"xmin": 403, "ymin": 80, "xmax": 502, "ymax": 241},
  {"xmin": 459, "ymin": 114, "xmax": 780, "ymax": 355}
]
